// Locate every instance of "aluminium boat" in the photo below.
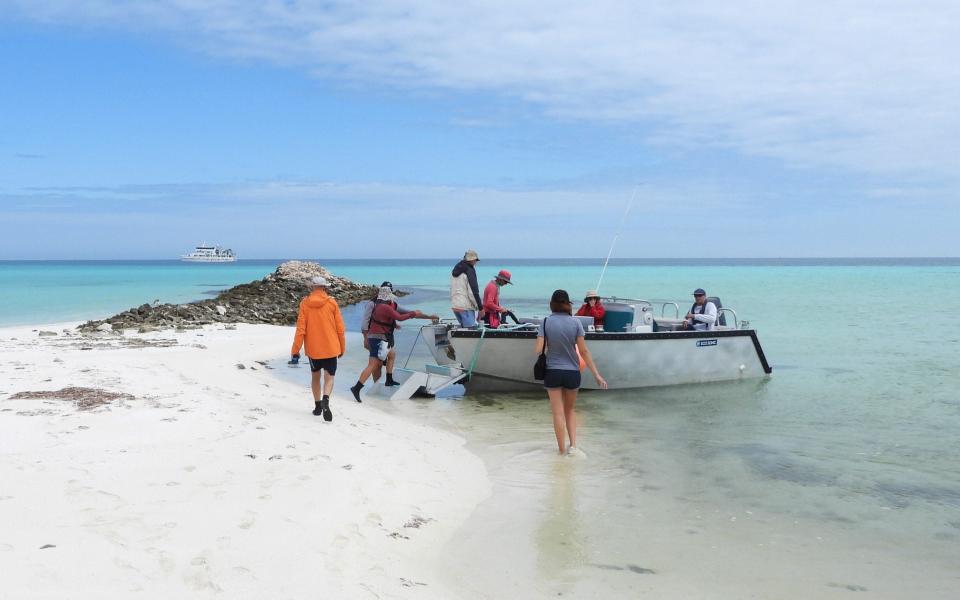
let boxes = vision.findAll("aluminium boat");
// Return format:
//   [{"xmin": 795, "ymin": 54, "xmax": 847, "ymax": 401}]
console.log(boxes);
[{"xmin": 394, "ymin": 296, "xmax": 771, "ymax": 396}]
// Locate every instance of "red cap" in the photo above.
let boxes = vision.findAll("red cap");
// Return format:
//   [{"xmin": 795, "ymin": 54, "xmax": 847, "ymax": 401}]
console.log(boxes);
[{"xmin": 496, "ymin": 270, "xmax": 513, "ymax": 284}]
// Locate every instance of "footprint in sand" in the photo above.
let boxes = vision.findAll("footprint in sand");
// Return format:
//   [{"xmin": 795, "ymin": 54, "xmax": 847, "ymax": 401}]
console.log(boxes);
[
  {"xmin": 238, "ymin": 513, "xmax": 257, "ymax": 530},
  {"xmin": 185, "ymin": 555, "xmax": 222, "ymax": 592}
]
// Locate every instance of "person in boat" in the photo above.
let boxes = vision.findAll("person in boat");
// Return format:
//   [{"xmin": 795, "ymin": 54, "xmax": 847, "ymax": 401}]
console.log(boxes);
[
  {"xmin": 360, "ymin": 281, "xmax": 422, "ymax": 387},
  {"xmin": 351, "ymin": 286, "xmax": 438, "ymax": 402},
  {"xmin": 535, "ymin": 289, "xmax": 608, "ymax": 456},
  {"xmin": 450, "ymin": 249, "xmax": 485, "ymax": 327},
  {"xmin": 575, "ymin": 290, "xmax": 606, "ymax": 329},
  {"xmin": 289, "ymin": 276, "xmax": 346, "ymax": 421},
  {"xmin": 482, "ymin": 269, "xmax": 520, "ymax": 328},
  {"xmin": 683, "ymin": 288, "xmax": 717, "ymax": 331}
]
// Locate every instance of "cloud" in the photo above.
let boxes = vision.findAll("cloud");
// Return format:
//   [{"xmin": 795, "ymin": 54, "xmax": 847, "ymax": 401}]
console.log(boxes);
[
  {"xmin": 6, "ymin": 1, "xmax": 960, "ymax": 180},
  {"xmin": 3, "ymin": 177, "xmax": 956, "ymax": 258}
]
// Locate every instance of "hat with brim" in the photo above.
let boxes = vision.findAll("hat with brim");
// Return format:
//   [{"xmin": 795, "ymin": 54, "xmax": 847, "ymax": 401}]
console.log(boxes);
[
  {"xmin": 311, "ymin": 276, "xmax": 329, "ymax": 287},
  {"xmin": 377, "ymin": 286, "xmax": 393, "ymax": 301},
  {"xmin": 464, "ymin": 249, "xmax": 480, "ymax": 261},
  {"xmin": 584, "ymin": 290, "xmax": 600, "ymax": 301},
  {"xmin": 693, "ymin": 288, "xmax": 706, "ymax": 296},
  {"xmin": 496, "ymin": 269, "xmax": 512, "ymax": 284}
]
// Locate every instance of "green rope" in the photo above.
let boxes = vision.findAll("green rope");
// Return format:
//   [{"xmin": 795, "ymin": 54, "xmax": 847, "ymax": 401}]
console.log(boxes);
[
  {"xmin": 465, "ymin": 325, "xmax": 488, "ymax": 380},
  {"xmin": 463, "ymin": 322, "xmax": 536, "ymax": 379}
]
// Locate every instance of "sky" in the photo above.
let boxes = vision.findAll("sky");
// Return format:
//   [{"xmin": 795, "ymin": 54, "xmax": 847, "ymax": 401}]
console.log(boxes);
[{"xmin": 1, "ymin": 1, "xmax": 957, "ymax": 259}]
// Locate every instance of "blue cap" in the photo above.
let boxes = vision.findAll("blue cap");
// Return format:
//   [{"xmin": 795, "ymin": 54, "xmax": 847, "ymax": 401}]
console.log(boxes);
[{"xmin": 693, "ymin": 288, "xmax": 706, "ymax": 296}]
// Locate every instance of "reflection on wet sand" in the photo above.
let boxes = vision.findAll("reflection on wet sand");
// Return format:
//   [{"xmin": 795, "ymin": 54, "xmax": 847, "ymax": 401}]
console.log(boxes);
[{"xmin": 534, "ymin": 458, "xmax": 587, "ymax": 593}]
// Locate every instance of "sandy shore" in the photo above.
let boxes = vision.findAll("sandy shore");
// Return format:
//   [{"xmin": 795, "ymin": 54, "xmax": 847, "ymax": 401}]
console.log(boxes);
[{"xmin": 0, "ymin": 323, "xmax": 489, "ymax": 599}]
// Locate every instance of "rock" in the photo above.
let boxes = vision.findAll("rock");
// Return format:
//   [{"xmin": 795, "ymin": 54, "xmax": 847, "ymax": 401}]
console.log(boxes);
[
  {"xmin": 77, "ymin": 261, "xmax": 386, "ymax": 333},
  {"xmin": 38, "ymin": 331, "xmax": 58, "ymax": 337},
  {"xmin": 236, "ymin": 364, "xmax": 246, "ymax": 370}
]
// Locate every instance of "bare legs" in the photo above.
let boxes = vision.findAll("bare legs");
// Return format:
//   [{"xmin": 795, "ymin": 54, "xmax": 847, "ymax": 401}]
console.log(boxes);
[
  {"xmin": 386, "ymin": 349, "xmax": 396, "ymax": 378},
  {"xmin": 311, "ymin": 370, "xmax": 322, "ymax": 402},
  {"xmin": 547, "ymin": 387, "xmax": 579, "ymax": 454},
  {"xmin": 562, "ymin": 388, "xmax": 578, "ymax": 450},
  {"xmin": 357, "ymin": 357, "xmax": 383, "ymax": 385},
  {"xmin": 311, "ymin": 369, "xmax": 335, "ymax": 401}
]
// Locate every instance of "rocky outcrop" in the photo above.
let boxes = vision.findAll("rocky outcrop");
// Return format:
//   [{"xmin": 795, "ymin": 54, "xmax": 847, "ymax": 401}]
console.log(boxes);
[{"xmin": 78, "ymin": 261, "xmax": 382, "ymax": 332}]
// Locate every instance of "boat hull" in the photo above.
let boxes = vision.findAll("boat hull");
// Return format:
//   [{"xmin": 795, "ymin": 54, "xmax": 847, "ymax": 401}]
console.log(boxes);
[{"xmin": 449, "ymin": 329, "xmax": 771, "ymax": 390}]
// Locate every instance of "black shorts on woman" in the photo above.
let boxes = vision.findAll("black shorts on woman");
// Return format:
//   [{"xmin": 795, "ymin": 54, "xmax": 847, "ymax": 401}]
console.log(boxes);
[{"xmin": 543, "ymin": 368, "xmax": 581, "ymax": 390}]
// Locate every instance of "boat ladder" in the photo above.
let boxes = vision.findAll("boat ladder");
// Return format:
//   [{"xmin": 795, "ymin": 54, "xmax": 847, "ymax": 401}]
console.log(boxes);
[{"xmin": 389, "ymin": 363, "xmax": 468, "ymax": 401}]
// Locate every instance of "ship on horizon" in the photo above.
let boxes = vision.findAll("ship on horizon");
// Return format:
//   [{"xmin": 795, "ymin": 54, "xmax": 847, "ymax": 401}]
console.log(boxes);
[{"xmin": 180, "ymin": 244, "xmax": 237, "ymax": 263}]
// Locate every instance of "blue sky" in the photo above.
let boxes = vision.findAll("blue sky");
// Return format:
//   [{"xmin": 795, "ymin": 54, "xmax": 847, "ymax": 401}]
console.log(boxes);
[{"xmin": 1, "ymin": 1, "xmax": 957, "ymax": 259}]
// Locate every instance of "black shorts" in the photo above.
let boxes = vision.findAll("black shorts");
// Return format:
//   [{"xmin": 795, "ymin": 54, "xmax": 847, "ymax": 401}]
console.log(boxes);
[
  {"xmin": 309, "ymin": 357, "xmax": 338, "ymax": 375},
  {"xmin": 543, "ymin": 369, "xmax": 581, "ymax": 390}
]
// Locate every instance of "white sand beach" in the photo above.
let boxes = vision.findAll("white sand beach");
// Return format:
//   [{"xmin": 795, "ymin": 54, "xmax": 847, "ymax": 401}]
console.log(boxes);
[{"xmin": 0, "ymin": 323, "xmax": 489, "ymax": 599}]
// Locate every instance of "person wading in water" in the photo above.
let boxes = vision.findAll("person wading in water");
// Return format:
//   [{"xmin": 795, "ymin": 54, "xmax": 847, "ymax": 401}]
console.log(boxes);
[{"xmin": 535, "ymin": 289, "xmax": 607, "ymax": 455}]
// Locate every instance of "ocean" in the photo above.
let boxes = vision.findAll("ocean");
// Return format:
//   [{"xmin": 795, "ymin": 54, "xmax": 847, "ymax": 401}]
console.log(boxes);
[{"xmin": 2, "ymin": 258, "xmax": 959, "ymax": 596}]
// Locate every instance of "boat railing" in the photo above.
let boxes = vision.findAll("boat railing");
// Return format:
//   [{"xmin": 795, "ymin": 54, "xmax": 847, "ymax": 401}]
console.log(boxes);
[
  {"xmin": 718, "ymin": 307, "xmax": 739, "ymax": 329},
  {"xmin": 658, "ymin": 302, "xmax": 680, "ymax": 319}
]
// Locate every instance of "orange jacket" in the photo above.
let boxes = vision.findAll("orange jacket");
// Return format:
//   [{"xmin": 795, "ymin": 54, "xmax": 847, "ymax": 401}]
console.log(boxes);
[{"xmin": 291, "ymin": 289, "xmax": 346, "ymax": 359}]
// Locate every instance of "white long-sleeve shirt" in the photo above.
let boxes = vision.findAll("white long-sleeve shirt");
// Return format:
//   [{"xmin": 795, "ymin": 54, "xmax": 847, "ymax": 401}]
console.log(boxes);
[{"xmin": 687, "ymin": 301, "xmax": 717, "ymax": 331}]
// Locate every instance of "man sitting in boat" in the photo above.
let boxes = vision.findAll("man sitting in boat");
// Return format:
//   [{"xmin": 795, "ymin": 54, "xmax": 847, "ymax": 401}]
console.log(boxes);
[
  {"xmin": 575, "ymin": 290, "xmax": 606, "ymax": 329},
  {"xmin": 683, "ymin": 288, "xmax": 717, "ymax": 331},
  {"xmin": 482, "ymin": 269, "xmax": 520, "ymax": 328}
]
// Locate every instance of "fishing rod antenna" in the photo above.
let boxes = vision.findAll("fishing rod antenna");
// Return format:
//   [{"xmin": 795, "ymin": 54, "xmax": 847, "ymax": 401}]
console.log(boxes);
[{"xmin": 596, "ymin": 184, "xmax": 640, "ymax": 293}]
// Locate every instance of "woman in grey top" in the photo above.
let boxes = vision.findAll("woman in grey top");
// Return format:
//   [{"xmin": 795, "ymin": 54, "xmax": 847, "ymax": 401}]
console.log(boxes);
[{"xmin": 535, "ymin": 289, "xmax": 607, "ymax": 455}]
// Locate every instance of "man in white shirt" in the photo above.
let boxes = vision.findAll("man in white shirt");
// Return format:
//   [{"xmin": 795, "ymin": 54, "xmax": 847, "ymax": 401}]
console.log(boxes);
[{"xmin": 683, "ymin": 288, "xmax": 717, "ymax": 331}]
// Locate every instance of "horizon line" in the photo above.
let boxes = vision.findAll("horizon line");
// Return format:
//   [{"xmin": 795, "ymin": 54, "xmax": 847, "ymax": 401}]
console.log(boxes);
[{"xmin": 2, "ymin": 256, "xmax": 959, "ymax": 262}]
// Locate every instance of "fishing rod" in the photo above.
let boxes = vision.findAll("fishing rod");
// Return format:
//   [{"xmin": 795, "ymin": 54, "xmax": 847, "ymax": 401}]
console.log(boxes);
[{"xmin": 596, "ymin": 185, "xmax": 639, "ymax": 293}]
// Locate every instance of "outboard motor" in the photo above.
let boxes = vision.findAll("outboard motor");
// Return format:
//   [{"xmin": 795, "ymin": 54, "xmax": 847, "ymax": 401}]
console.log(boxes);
[{"xmin": 424, "ymin": 323, "xmax": 458, "ymax": 365}]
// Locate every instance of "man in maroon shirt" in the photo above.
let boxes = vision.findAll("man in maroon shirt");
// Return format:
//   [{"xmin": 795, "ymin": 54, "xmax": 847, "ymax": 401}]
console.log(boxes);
[{"xmin": 350, "ymin": 286, "xmax": 437, "ymax": 402}]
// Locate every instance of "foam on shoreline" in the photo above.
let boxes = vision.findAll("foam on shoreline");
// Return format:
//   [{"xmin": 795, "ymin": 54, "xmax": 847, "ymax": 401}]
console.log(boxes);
[{"xmin": 0, "ymin": 323, "xmax": 490, "ymax": 599}]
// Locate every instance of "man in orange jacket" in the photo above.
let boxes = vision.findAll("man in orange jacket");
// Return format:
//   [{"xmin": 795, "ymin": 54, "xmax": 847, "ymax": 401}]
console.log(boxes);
[{"xmin": 290, "ymin": 276, "xmax": 346, "ymax": 421}]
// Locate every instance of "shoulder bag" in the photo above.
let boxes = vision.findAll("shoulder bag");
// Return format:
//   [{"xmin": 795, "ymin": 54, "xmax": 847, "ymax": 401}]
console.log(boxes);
[{"xmin": 533, "ymin": 317, "xmax": 548, "ymax": 380}]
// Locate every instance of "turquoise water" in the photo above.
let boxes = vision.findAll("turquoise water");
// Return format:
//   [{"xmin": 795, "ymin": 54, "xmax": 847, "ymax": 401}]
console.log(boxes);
[{"xmin": 3, "ymin": 259, "xmax": 960, "ymax": 594}]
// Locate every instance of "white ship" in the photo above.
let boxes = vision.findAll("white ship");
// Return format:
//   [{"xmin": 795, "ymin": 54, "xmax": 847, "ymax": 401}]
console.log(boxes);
[{"xmin": 180, "ymin": 244, "xmax": 237, "ymax": 263}]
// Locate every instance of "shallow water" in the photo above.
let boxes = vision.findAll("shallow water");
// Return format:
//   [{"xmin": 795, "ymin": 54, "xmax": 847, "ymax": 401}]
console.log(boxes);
[{"xmin": 5, "ymin": 258, "xmax": 960, "ymax": 596}]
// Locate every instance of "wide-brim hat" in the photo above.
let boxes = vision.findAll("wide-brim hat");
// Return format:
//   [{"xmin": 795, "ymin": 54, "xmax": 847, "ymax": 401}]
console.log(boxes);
[
  {"xmin": 496, "ymin": 269, "xmax": 513, "ymax": 284},
  {"xmin": 463, "ymin": 249, "xmax": 480, "ymax": 261},
  {"xmin": 584, "ymin": 290, "xmax": 600, "ymax": 301}
]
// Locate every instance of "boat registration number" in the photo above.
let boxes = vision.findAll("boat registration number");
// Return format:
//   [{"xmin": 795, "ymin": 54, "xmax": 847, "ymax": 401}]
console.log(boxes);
[{"xmin": 696, "ymin": 339, "xmax": 718, "ymax": 347}]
